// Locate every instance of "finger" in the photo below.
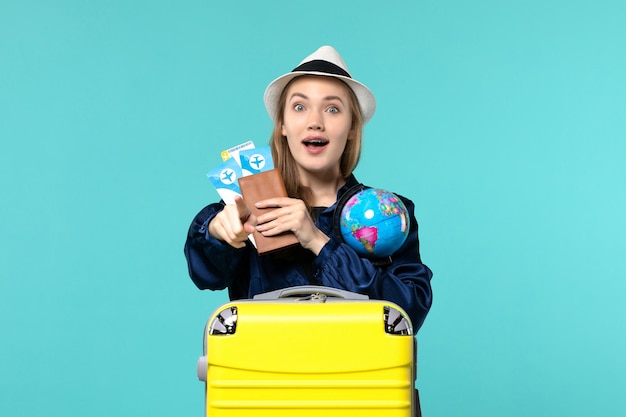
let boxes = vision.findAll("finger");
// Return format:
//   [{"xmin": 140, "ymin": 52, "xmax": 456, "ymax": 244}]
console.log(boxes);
[
  {"xmin": 216, "ymin": 206, "xmax": 250, "ymax": 242},
  {"xmin": 224, "ymin": 227, "xmax": 249, "ymax": 249},
  {"xmin": 256, "ymin": 201, "xmax": 304, "ymax": 225},
  {"xmin": 234, "ymin": 195, "xmax": 251, "ymax": 222},
  {"xmin": 256, "ymin": 212, "xmax": 294, "ymax": 235},
  {"xmin": 242, "ymin": 214, "xmax": 258, "ymax": 234},
  {"xmin": 219, "ymin": 206, "xmax": 245, "ymax": 236},
  {"xmin": 211, "ymin": 219, "xmax": 244, "ymax": 248},
  {"xmin": 255, "ymin": 197, "xmax": 294, "ymax": 209},
  {"xmin": 225, "ymin": 201, "xmax": 256, "ymax": 243},
  {"xmin": 255, "ymin": 208, "xmax": 280, "ymax": 226}
]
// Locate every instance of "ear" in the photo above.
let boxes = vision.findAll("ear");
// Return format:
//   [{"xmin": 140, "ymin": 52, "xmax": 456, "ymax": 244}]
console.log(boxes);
[{"xmin": 281, "ymin": 124, "xmax": 287, "ymax": 137}]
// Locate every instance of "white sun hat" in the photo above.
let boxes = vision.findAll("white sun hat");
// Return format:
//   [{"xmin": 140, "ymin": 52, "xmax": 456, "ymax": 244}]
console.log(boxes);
[{"xmin": 263, "ymin": 45, "xmax": 376, "ymax": 125}]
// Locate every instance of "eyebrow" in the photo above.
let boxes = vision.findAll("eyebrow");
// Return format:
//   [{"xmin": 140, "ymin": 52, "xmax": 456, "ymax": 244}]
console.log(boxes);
[{"xmin": 289, "ymin": 92, "xmax": 345, "ymax": 104}]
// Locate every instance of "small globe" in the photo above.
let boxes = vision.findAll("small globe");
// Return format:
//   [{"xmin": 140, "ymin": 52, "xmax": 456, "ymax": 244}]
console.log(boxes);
[{"xmin": 339, "ymin": 188, "xmax": 410, "ymax": 257}]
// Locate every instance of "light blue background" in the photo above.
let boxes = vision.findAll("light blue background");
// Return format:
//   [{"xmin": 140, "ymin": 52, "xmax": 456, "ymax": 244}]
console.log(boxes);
[{"xmin": 1, "ymin": 1, "xmax": 625, "ymax": 416}]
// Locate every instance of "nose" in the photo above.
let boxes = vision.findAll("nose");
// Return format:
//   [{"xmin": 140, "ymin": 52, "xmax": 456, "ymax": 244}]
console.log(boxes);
[{"xmin": 307, "ymin": 111, "xmax": 324, "ymax": 131}]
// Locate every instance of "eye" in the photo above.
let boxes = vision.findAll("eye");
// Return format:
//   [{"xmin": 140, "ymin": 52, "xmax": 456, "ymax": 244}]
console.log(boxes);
[
  {"xmin": 294, "ymin": 104, "xmax": 305, "ymax": 112},
  {"xmin": 327, "ymin": 106, "xmax": 339, "ymax": 114}
]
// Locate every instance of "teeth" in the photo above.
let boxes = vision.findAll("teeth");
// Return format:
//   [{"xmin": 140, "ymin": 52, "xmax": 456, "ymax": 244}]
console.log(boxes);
[{"xmin": 304, "ymin": 140, "xmax": 328, "ymax": 146}]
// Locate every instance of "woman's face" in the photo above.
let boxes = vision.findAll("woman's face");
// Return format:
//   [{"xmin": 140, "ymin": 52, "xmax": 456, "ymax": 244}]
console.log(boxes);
[{"xmin": 281, "ymin": 76, "xmax": 354, "ymax": 180}]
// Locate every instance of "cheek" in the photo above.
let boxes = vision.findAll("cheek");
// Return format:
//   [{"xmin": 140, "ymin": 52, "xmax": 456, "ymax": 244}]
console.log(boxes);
[
  {"xmin": 348, "ymin": 129, "xmax": 356, "ymax": 140},
  {"xmin": 342, "ymin": 122, "xmax": 354, "ymax": 141}
]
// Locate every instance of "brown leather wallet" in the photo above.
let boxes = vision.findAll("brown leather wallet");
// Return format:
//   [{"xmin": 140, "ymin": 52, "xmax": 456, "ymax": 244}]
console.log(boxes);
[{"xmin": 238, "ymin": 169, "xmax": 300, "ymax": 254}]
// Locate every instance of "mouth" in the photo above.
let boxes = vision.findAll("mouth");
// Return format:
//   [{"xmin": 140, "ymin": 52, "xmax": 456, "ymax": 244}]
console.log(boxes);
[{"xmin": 302, "ymin": 137, "xmax": 329, "ymax": 148}]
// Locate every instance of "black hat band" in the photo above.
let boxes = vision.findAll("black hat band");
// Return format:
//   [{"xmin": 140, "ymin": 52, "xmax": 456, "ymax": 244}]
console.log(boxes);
[{"xmin": 292, "ymin": 60, "xmax": 351, "ymax": 78}]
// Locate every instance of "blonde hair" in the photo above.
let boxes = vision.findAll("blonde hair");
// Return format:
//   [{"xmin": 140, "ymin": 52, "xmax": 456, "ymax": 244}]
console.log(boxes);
[{"xmin": 269, "ymin": 75, "xmax": 364, "ymax": 208}]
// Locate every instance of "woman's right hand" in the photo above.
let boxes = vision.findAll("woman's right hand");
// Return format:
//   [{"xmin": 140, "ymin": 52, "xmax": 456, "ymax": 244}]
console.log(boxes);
[{"xmin": 208, "ymin": 196, "xmax": 257, "ymax": 249}]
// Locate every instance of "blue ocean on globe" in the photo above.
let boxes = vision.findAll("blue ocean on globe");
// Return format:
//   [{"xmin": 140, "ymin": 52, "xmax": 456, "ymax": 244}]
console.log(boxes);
[{"xmin": 339, "ymin": 188, "xmax": 410, "ymax": 257}]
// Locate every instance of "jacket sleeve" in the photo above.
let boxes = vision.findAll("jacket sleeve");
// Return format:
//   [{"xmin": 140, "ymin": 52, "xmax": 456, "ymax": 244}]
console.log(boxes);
[
  {"xmin": 183, "ymin": 203, "xmax": 249, "ymax": 291},
  {"xmin": 311, "ymin": 198, "xmax": 433, "ymax": 331}
]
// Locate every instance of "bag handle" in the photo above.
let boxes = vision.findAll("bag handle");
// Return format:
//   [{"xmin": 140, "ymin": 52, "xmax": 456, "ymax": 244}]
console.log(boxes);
[{"xmin": 253, "ymin": 285, "xmax": 369, "ymax": 301}]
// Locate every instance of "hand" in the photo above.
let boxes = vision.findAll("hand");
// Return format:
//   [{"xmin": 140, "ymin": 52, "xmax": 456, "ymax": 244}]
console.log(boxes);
[
  {"xmin": 254, "ymin": 197, "xmax": 330, "ymax": 255},
  {"xmin": 208, "ymin": 196, "xmax": 257, "ymax": 249}
]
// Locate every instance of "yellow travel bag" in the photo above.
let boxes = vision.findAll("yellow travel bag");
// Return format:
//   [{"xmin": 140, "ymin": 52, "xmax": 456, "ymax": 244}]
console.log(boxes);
[{"xmin": 197, "ymin": 286, "xmax": 420, "ymax": 416}]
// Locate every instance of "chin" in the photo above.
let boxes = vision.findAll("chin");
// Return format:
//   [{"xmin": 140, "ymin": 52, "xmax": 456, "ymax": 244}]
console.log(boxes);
[{"xmin": 301, "ymin": 164, "xmax": 341, "ymax": 177}]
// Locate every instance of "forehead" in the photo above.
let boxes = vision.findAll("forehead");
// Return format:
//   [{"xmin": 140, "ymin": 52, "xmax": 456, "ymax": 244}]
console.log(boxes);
[{"xmin": 285, "ymin": 75, "xmax": 352, "ymax": 97}]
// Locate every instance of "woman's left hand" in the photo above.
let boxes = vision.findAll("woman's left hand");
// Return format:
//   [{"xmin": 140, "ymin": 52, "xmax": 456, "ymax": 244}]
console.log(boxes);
[{"xmin": 254, "ymin": 197, "xmax": 329, "ymax": 255}]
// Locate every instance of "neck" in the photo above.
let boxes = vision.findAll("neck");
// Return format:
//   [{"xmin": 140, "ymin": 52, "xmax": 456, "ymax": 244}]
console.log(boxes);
[{"xmin": 298, "ymin": 170, "xmax": 346, "ymax": 207}]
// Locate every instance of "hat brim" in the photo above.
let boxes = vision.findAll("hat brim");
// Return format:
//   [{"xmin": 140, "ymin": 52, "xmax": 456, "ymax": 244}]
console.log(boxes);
[{"xmin": 264, "ymin": 71, "xmax": 376, "ymax": 125}]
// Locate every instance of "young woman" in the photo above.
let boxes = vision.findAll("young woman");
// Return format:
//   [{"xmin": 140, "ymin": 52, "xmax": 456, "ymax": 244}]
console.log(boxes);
[{"xmin": 184, "ymin": 46, "xmax": 433, "ymax": 330}]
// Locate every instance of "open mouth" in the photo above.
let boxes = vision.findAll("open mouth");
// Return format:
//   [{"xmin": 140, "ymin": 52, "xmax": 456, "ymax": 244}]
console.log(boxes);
[{"xmin": 302, "ymin": 138, "xmax": 329, "ymax": 147}]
